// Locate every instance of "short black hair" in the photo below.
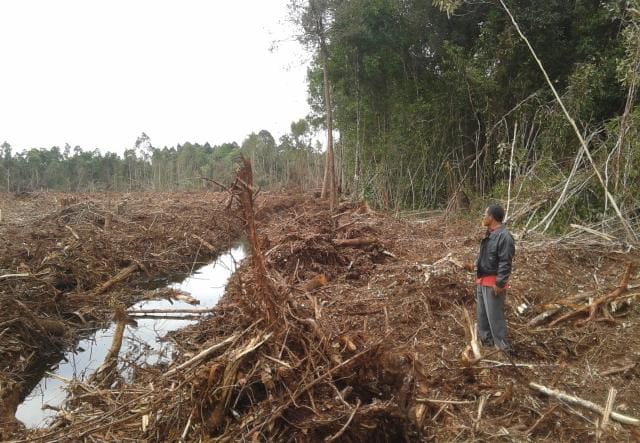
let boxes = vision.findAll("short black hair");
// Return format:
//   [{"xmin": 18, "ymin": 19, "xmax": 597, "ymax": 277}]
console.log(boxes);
[{"xmin": 486, "ymin": 204, "xmax": 505, "ymax": 223}]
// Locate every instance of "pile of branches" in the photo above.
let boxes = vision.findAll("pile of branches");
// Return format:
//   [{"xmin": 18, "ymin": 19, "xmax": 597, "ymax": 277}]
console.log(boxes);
[
  {"xmin": 0, "ymin": 192, "xmax": 241, "ymax": 434},
  {"xmin": 14, "ymin": 169, "xmax": 640, "ymax": 442},
  {"xmin": 21, "ymin": 160, "xmax": 429, "ymax": 442},
  {"xmin": 528, "ymin": 261, "xmax": 637, "ymax": 327}
]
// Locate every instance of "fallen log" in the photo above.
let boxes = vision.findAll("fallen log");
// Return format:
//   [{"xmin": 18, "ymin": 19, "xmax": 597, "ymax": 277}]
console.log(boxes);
[
  {"xmin": 128, "ymin": 307, "xmax": 214, "ymax": 315},
  {"xmin": 192, "ymin": 234, "xmax": 216, "ymax": 252},
  {"xmin": 95, "ymin": 263, "xmax": 139, "ymax": 295},
  {"xmin": 164, "ymin": 333, "xmax": 240, "ymax": 377},
  {"xmin": 611, "ymin": 292, "xmax": 639, "ymax": 313},
  {"xmin": 549, "ymin": 262, "xmax": 633, "ymax": 326},
  {"xmin": 0, "ymin": 273, "xmax": 30, "ymax": 280},
  {"xmin": 65, "ymin": 225, "xmax": 80, "ymax": 240},
  {"xmin": 601, "ymin": 387, "xmax": 617, "ymax": 430},
  {"xmin": 11, "ymin": 299, "xmax": 66, "ymax": 337},
  {"xmin": 333, "ymin": 237, "xmax": 378, "ymax": 247},
  {"xmin": 127, "ymin": 314, "xmax": 204, "ymax": 320},
  {"xmin": 170, "ymin": 291, "xmax": 200, "ymax": 305},
  {"xmin": 528, "ymin": 291, "xmax": 595, "ymax": 327},
  {"xmin": 474, "ymin": 395, "xmax": 488, "ymax": 432},
  {"xmin": 529, "ymin": 382, "xmax": 640, "ymax": 426},
  {"xmin": 528, "ymin": 308, "xmax": 562, "ymax": 327},
  {"xmin": 599, "ymin": 362, "xmax": 636, "ymax": 376},
  {"xmin": 569, "ymin": 224, "xmax": 616, "ymax": 242},
  {"xmin": 90, "ymin": 308, "xmax": 127, "ymax": 387},
  {"xmin": 144, "ymin": 288, "xmax": 200, "ymax": 305},
  {"xmin": 415, "ymin": 398, "xmax": 474, "ymax": 405}
]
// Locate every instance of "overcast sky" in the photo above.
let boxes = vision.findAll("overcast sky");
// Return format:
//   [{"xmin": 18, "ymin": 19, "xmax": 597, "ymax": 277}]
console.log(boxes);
[{"xmin": 0, "ymin": 0, "xmax": 311, "ymax": 155}]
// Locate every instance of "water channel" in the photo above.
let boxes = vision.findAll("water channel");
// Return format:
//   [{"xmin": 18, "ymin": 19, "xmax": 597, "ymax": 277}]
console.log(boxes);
[{"xmin": 16, "ymin": 243, "xmax": 246, "ymax": 428}]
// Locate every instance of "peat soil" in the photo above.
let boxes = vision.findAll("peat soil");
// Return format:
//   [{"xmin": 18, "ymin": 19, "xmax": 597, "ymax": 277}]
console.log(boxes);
[
  {"xmin": 0, "ymin": 191, "xmax": 243, "ymax": 437},
  {"xmin": 3, "ymin": 190, "xmax": 640, "ymax": 441}
]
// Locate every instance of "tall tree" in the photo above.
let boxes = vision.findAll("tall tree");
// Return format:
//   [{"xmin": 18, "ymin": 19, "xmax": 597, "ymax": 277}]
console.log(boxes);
[
  {"xmin": 1, "ymin": 142, "xmax": 11, "ymax": 191},
  {"xmin": 290, "ymin": 0, "xmax": 338, "ymax": 209}
]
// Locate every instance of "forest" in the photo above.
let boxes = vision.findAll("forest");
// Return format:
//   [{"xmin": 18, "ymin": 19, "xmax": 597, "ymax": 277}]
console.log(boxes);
[
  {"xmin": 296, "ymin": 0, "xmax": 640, "ymax": 231},
  {"xmin": 0, "ymin": 121, "xmax": 323, "ymax": 193}
]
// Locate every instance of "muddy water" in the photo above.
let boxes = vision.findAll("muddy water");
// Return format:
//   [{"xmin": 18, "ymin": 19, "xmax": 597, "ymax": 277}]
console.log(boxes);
[{"xmin": 15, "ymin": 243, "xmax": 246, "ymax": 428}]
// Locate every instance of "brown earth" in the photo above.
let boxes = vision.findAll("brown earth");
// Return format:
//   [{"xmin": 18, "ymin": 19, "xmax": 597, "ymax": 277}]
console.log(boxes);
[
  {"xmin": 0, "ymin": 191, "xmax": 242, "ymax": 437},
  {"xmin": 2, "ymin": 188, "xmax": 640, "ymax": 442}
]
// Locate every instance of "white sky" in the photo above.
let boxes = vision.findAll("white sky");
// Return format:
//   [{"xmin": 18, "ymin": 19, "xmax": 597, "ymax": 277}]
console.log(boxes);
[{"xmin": 0, "ymin": 0, "xmax": 311, "ymax": 155}]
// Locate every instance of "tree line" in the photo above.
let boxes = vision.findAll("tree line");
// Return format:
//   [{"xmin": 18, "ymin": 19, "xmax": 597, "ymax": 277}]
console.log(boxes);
[
  {"xmin": 0, "ymin": 120, "xmax": 325, "ymax": 193},
  {"xmin": 291, "ymin": 0, "xmax": 640, "ymax": 230}
]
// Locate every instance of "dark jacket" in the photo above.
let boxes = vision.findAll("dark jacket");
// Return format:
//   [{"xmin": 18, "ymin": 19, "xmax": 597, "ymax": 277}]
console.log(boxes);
[{"xmin": 476, "ymin": 225, "xmax": 515, "ymax": 288}]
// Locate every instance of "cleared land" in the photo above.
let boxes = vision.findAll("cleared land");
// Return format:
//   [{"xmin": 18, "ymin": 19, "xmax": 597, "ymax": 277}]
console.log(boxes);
[{"xmin": 1, "ymin": 187, "xmax": 639, "ymax": 441}]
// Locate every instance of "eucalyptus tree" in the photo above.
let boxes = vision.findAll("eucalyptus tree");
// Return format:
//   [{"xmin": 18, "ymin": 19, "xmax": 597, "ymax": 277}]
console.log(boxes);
[
  {"xmin": 290, "ymin": 0, "xmax": 338, "ymax": 209},
  {"xmin": 309, "ymin": 0, "xmax": 635, "ymax": 218},
  {"xmin": 1, "ymin": 142, "xmax": 11, "ymax": 191}
]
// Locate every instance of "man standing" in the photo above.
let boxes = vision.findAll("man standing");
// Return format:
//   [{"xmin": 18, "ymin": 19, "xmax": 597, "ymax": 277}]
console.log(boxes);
[{"xmin": 475, "ymin": 204, "xmax": 515, "ymax": 354}]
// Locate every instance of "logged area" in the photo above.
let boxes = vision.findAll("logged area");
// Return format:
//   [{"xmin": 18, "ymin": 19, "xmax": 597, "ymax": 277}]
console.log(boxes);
[
  {"xmin": 4, "ymin": 1, "xmax": 640, "ymax": 441},
  {"xmin": 1, "ymin": 187, "xmax": 640, "ymax": 442},
  {"xmin": 0, "ymin": 191, "xmax": 242, "ymax": 436}
]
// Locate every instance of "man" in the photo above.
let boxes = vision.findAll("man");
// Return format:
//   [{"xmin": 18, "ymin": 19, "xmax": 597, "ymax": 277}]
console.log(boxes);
[{"xmin": 475, "ymin": 204, "xmax": 515, "ymax": 354}]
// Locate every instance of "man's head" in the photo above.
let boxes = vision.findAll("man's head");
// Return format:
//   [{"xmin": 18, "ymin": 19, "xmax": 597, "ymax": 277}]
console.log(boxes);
[{"xmin": 482, "ymin": 204, "xmax": 505, "ymax": 228}]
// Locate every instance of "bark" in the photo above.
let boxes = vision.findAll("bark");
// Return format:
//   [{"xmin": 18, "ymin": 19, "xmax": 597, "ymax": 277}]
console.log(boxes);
[
  {"xmin": 529, "ymin": 382, "xmax": 639, "ymax": 426},
  {"xmin": 95, "ymin": 263, "xmax": 139, "ymax": 295},
  {"xmin": 333, "ymin": 237, "xmax": 378, "ymax": 247},
  {"xmin": 319, "ymin": 42, "xmax": 337, "ymax": 210}
]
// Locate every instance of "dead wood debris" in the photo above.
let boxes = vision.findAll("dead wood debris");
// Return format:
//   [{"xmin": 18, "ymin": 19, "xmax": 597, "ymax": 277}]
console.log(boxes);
[
  {"xmin": 527, "ymin": 261, "xmax": 635, "ymax": 326},
  {"xmin": 3, "ymin": 180, "xmax": 640, "ymax": 442},
  {"xmin": 0, "ymin": 191, "xmax": 242, "ymax": 438},
  {"xmin": 529, "ymin": 382, "xmax": 639, "ymax": 426}
]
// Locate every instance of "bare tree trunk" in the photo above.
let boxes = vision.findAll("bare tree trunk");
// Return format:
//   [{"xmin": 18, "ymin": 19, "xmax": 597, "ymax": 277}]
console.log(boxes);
[
  {"xmin": 128, "ymin": 159, "xmax": 133, "ymax": 192},
  {"xmin": 614, "ymin": 31, "xmax": 640, "ymax": 191},
  {"xmin": 339, "ymin": 133, "xmax": 344, "ymax": 196},
  {"xmin": 354, "ymin": 141, "xmax": 360, "ymax": 198},
  {"xmin": 320, "ymin": 44, "xmax": 337, "ymax": 210},
  {"xmin": 354, "ymin": 62, "xmax": 361, "ymax": 201},
  {"xmin": 505, "ymin": 122, "xmax": 517, "ymax": 221}
]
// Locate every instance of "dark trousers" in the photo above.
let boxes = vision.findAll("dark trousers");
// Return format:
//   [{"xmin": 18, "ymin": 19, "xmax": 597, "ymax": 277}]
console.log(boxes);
[{"xmin": 476, "ymin": 285, "xmax": 512, "ymax": 351}]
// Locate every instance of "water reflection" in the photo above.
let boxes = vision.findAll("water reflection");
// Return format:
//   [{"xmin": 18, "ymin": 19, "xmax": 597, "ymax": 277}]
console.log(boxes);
[{"xmin": 16, "ymin": 243, "xmax": 245, "ymax": 428}]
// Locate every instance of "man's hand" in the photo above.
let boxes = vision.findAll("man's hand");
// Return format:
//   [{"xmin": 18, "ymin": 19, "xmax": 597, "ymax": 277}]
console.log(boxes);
[
  {"xmin": 492, "ymin": 285, "xmax": 506, "ymax": 296},
  {"xmin": 463, "ymin": 262, "xmax": 475, "ymax": 272}
]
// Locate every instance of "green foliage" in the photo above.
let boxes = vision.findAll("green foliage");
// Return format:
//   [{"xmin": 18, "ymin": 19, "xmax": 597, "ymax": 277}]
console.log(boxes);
[
  {"xmin": 297, "ymin": 0, "xmax": 637, "ymax": 217},
  {"xmin": 0, "ymin": 122, "xmax": 323, "ymax": 192}
]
